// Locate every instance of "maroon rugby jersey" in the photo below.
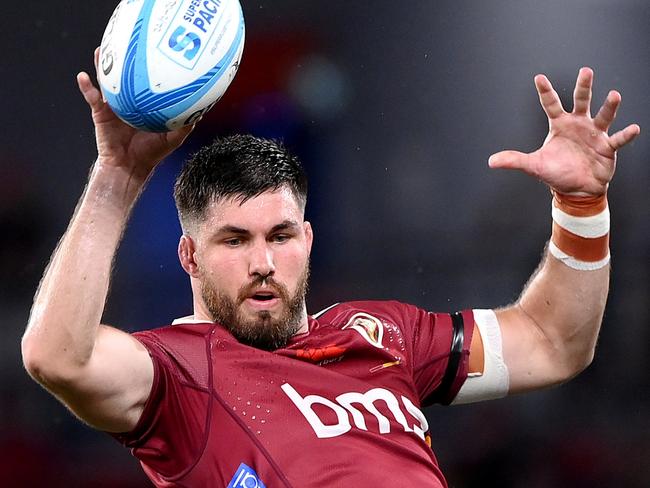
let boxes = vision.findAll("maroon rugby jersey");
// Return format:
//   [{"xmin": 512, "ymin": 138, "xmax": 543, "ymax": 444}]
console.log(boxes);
[{"xmin": 113, "ymin": 301, "xmax": 474, "ymax": 487}]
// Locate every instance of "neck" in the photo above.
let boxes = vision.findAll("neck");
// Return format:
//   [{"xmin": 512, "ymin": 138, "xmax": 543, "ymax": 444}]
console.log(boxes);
[{"xmin": 294, "ymin": 306, "xmax": 310, "ymax": 335}]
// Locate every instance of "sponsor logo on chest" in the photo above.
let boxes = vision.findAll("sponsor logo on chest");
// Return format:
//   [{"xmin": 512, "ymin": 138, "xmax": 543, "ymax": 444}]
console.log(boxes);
[{"xmin": 281, "ymin": 383, "xmax": 429, "ymax": 441}]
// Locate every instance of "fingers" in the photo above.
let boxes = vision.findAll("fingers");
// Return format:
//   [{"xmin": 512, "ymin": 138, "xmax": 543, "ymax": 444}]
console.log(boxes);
[
  {"xmin": 488, "ymin": 150, "xmax": 532, "ymax": 171},
  {"xmin": 77, "ymin": 71, "xmax": 104, "ymax": 112},
  {"xmin": 572, "ymin": 67, "xmax": 593, "ymax": 115},
  {"xmin": 593, "ymin": 90, "xmax": 622, "ymax": 132},
  {"xmin": 94, "ymin": 47, "xmax": 101, "ymax": 76},
  {"xmin": 609, "ymin": 124, "xmax": 641, "ymax": 150},
  {"xmin": 535, "ymin": 74, "xmax": 565, "ymax": 120},
  {"xmin": 78, "ymin": 49, "xmax": 110, "ymax": 119}
]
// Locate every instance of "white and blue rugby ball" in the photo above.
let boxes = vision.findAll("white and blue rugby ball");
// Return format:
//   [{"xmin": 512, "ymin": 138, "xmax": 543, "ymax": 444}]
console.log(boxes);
[{"xmin": 98, "ymin": 0, "xmax": 245, "ymax": 132}]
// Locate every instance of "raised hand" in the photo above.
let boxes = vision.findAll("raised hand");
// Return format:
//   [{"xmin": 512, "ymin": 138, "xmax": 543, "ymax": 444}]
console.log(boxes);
[
  {"xmin": 488, "ymin": 68, "xmax": 640, "ymax": 196},
  {"xmin": 77, "ymin": 48, "xmax": 194, "ymax": 180}
]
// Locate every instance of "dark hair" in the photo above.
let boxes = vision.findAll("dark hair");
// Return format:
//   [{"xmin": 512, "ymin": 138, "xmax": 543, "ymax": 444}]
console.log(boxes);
[{"xmin": 174, "ymin": 134, "xmax": 308, "ymax": 230}]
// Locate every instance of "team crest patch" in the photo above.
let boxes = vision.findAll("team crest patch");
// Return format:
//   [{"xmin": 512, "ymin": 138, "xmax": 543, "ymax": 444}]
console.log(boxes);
[
  {"xmin": 342, "ymin": 313, "xmax": 385, "ymax": 348},
  {"xmin": 227, "ymin": 463, "xmax": 266, "ymax": 488}
]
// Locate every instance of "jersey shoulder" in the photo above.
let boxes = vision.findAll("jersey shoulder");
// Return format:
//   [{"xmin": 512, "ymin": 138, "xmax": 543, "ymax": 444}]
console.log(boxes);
[
  {"xmin": 310, "ymin": 300, "xmax": 426, "ymax": 355},
  {"xmin": 132, "ymin": 322, "xmax": 215, "ymax": 390},
  {"xmin": 313, "ymin": 299, "xmax": 421, "ymax": 325},
  {"xmin": 311, "ymin": 301, "xmax": 475, "ymax": 406}
]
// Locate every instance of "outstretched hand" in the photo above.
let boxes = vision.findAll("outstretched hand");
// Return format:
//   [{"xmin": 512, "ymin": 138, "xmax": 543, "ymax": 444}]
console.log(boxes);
[
  {"xmin": 77, "ymin": 48, "xmax": 194, "ymax": 179},
  {"xmin": 488, "ymin": 68, "xmax": 640, "ymax": 196}
]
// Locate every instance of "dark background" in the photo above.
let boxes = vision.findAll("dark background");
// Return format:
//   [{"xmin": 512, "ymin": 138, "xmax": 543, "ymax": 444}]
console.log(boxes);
[{"xmin": 1, "ymin": 1, "xmax": 648, "ymax": 486}]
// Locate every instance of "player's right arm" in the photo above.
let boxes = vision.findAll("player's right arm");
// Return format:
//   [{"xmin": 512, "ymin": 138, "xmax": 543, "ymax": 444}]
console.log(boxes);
[{"xmin": 21, "ymin": 55, "xmax": 193, "ymax": 433}]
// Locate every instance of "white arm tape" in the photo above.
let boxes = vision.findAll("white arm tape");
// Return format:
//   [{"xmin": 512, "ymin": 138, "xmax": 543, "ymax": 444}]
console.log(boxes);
[
  {"xmin": 451, "ymin": 309, "xmax": 510, "ymax": 405},
  {"xmin": 551, "ymin": 204, "xmax": 610, "ymax": 238}
]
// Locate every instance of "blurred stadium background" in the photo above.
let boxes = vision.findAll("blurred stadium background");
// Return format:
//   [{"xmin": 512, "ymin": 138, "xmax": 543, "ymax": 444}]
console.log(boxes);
[{"xmin": 1, "ymin": 0, "xmax": 648, "ymax": 486}]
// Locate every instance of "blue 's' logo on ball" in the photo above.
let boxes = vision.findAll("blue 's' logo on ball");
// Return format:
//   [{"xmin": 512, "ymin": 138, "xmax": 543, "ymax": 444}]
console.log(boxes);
[{"xmin": 168, "ymin": 27, "xmax": 201, "ymax": 60}]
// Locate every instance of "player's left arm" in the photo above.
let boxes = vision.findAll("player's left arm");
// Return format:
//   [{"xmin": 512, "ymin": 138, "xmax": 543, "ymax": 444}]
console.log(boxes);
[{"xmin": 477, "ymin": 68, "xmax": 640, "ymax": 394}]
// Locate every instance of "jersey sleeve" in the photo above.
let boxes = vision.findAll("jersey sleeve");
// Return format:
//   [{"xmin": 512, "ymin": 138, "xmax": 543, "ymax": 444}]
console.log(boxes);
[
  {"xmin": 110, "ymin": 327, "xmax": 211, "ymax": 480},
  {"xmin": 396, "ymin": 303, "xmax": 475, "ymax": 406}
]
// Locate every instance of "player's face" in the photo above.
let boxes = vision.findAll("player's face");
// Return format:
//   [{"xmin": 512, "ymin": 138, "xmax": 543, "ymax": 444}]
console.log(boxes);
[{"xmin": 193, "ymin": 187, "xmax": 313, "ymax": 350}]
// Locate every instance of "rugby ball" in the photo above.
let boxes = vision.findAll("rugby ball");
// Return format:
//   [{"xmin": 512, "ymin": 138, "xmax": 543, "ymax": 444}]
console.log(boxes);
[{"xmin": 98, "ymin": 0, "xmax": 245, "ymax": 132}]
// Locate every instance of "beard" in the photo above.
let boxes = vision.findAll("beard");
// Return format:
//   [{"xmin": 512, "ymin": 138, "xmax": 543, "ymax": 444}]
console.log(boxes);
[{"xmin": 201, "ymin": 261, "xmax": 310, "ymax": 351}]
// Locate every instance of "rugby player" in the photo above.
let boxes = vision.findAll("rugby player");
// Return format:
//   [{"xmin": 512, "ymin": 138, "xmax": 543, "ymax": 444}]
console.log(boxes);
[{"xmin": 22, "ymin": 62, "xmax": 639, "ymax": 487}]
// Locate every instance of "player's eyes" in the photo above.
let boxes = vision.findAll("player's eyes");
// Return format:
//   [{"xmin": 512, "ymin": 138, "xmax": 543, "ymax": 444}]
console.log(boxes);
[
  {"xmin": 271, "ymin": 234, "xmax": 291, "ymax": 243},
  {"xmin": 224, "ymin": 237, "xmax": 243, "ymax": 247}
]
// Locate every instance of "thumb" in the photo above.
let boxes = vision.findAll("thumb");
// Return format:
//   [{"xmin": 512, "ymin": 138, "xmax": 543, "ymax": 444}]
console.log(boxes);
[{"xmin": 488, "ymin": 150, "xmax": 531, "ymax": 171}]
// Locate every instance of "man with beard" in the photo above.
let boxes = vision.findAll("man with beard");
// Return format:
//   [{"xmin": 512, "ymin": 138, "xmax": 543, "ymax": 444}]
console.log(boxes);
[
  {"xmin": 22, "ymin": 63, "xmax": 639, "ymax": 488},
  {"xmin": 175, "ymin": 135, "xmax": 313, "ymax": 353}
]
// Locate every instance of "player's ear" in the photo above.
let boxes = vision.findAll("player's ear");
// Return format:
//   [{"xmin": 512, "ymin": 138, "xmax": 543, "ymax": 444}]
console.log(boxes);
[
  {"xmin": 304, "ymin": 221, "xmax": 314, "ymax": 254},
  {"xmin": 178, "ymin": 235, "xmax": 200, "ymax": 277}
]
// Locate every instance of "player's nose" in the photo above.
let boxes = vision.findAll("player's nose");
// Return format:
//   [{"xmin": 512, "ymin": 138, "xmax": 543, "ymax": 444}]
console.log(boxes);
[{"xmin": 248, "ymin": 241, "xmax": 275, "ymax": 277}]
